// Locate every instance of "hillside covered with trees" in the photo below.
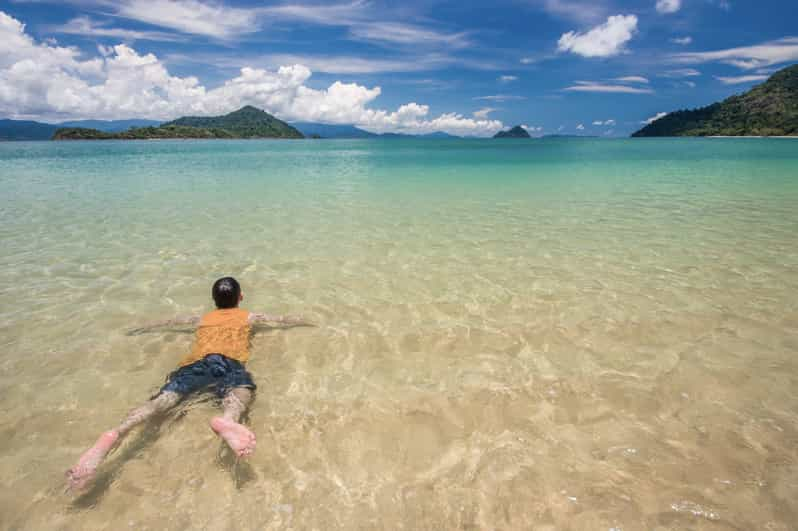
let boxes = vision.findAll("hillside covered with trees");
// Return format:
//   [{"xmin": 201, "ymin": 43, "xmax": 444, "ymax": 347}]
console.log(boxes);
[{"xmin": 632, "ymin": 64, "xmax": 798, "ymax": 137}]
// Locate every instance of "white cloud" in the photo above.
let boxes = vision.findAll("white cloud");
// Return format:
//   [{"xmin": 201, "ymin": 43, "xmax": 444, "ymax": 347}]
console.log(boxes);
[
  {"xmin": 592, "ymin": 119, "xmax": 616, "ymax": 125},
  {"xmin": 642, "ymin": 111, "xmax": 668, "ymax": 124},
  {"xmin": 348, "ymin": 22, "xmax": 470, "ymax": 48},
  {"xmin": 260, "ymin": 4, "xmax": 476, "ymax": 50},
  {"xmin": 557, "ymin": 15, "xmax": 638, "ymax": 58},
  {"xmin": 0, "ymin": 11, "xmax": 503, "ymax": 136},
  {"xmin": 715, "ymin": 74, "xmax": 769, "ymax": 84},
  {"xmin": 673, "ymin": 37, "xmax": 798, "ymax": 70},
  {"xmin": 564, "ymin": 81, "xmax": 653, "ymax": 94},
  {"xmin": 473, "ymin": 94, "xmax": 527, "ymax": 102},
  {"xmin": 473, "ymin": 107, "xmax": 497, "ymax": 119},
  {"xmin": 257, "ymin": 1, "xmax": 366, "ymax": 26},
  {"xmin": 671, "ymin": 36, "xmax": 692, "ymax": 45},
  {"xmin": 661, "ymin": 68, "xmax": 701, "ymax": 77},
  {"xmin": 615, "ymin": 76, "xmax": 649, "ymax": 83},
  {"xmin": 521, "ymin": 124, "xmax": 543, "ymax": 133},
  {"xmin": 52, "ymin": 16, "xmax": 181, "ymax": 42},
  {"xmin": 656, "ymin": 0, "xmax": 681, "ymax": 14},
  {"xmin": 260, "ymin": 3, "xmax": 473, "ymax": 50},
  {"xmin": 249, "ymin": 54, "xmax": 448, "ymax": 74},
  {"xmin": 576, "ymin": 123, "xmax": 585, "ymax": 130},
  {"xmin": 113, "ymin": 0, "xmax": 260, "ymax": 39},
  {"xmin": 64, "ymin": 0, "xmax": 468, "ymax": 51},
  {"xmin": 169, "ymin": 50, "xmax": 500, "ymax": 75},
  {"xmin": 499, "ymin": 75, "xmax": 518, "ymax": 82},
  {"xmin": 537, "ymin": 0, "xmax": 609, "ymax": 24}
]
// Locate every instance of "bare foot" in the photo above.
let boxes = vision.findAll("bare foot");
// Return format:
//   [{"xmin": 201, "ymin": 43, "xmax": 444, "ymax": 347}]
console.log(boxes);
[
  {"xmin": 66, "ymin": 430, "xmax": 119, "ymax": 491},
  {"xmin": 210, "ymin": 417, "xmax": 256, "ymax": 458}
]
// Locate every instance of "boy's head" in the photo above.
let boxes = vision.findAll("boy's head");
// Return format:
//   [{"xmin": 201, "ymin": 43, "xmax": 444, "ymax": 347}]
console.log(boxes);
[{"xmin": 212, "ymin": 277, "xmax": 242, "ymax": 309}]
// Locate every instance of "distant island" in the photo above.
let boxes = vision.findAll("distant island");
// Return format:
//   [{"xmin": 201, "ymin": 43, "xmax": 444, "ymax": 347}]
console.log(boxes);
[
  {"xmin": 0, "ymin": 119, "xmax": 59, "ymax": 141},
  {"xmin": 541, "ymin": 134, "xmax": 597, "ymax": 139},
  {"xmin": 493, "ymin": 125, "xmax": 530, "ymax": 138},
  {"xmin": 633, "ymin": 63, "xmax": 797, "ymax": 137},
  {"xmin": 289, "ymin": 123, "xmax": 459, "ymax": 139},
  {"xmin": 53, "ymin": 106, "xmax": 304, "ymax": 140},
  {"xmin": 291, "ymin": 122, "xmax": 377, "ymax": 138}
]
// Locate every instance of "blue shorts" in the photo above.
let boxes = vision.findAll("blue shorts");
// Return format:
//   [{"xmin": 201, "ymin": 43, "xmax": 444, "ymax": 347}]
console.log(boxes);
[{"xmin": 159, "ymin": 354, "xmax": 256, "ymax": 397}]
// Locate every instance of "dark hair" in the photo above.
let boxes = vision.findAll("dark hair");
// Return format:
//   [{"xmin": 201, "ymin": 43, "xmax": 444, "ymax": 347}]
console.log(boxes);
[{"xmin": 212, "ymin": 277, "xmax": 241, "ymax": 309}]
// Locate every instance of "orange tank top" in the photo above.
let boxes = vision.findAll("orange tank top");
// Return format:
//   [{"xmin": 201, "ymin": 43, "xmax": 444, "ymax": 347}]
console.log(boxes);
[{"xmin": 179, "ymin": 308, "xmax": 251, "ymax": 367}]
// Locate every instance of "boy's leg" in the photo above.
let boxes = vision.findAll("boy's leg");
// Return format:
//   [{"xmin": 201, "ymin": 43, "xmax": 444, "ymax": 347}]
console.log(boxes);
[
  {"xmin": 210, "ymin": 387, "xmax": 257, "ymax": 458},
  {"xmin": 66, "ymin": 391, "xmax": 181, "ymax": 490}
]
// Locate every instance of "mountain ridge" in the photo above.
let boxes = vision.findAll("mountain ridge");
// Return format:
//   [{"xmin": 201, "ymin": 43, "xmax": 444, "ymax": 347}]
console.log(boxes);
[
  {"xmin": 53, "ymin": 106, "xmax": 304, "ymax": 140},
  {"xmin": 2, "ymin": 111, "xmax": 466, "ymax": 141}
]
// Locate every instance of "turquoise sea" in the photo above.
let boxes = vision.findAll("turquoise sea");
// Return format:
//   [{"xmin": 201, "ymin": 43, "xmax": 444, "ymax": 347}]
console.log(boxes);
[{"xmin": 1, "ymin": 138, "xmax": 797, "ymax": 529}]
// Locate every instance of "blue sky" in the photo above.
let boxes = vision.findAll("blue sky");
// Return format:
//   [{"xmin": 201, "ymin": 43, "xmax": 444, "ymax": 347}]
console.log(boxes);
[{"xmin": 1, "ymin": 0, "xmax": 797, "ymax": 136}]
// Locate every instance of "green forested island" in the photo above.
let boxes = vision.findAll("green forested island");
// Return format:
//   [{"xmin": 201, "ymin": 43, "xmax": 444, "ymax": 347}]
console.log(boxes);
[
  {"xmin": 53, "ymin": 124, "xmax": 237, "ymax": 140},
  {"xmin": 53, "ymin": 106, "xmax": 304, "ymax": 140},
  {"xmin": 632, "ymin": 64, "xmax": 798, "ymax": 137},
  {"xmin": 493, "ymin": 125, "xmax": 531, "ymax": 138}
]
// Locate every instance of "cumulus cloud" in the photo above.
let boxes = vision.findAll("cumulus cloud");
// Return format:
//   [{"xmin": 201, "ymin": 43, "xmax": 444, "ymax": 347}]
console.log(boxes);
[
  {"xmin": 592, "ymin": 119, "xmax": 616, "ymax": 126},
  {"xmin": 715, "ymin": 74, "xmax": 769, "ymax": 84},
  {"xmin": 564, "ymin": 81, "xmax": 653, "ymax": 94},
  {"xmin": 656, "ymin": 0, "xmax": 682, "ymax": 14},
  {"xmin": 576, "ymin": 123, "xmax": 585, "ymax": 130},
  {"xmin": 557, "ymin": 15, "xmax": 638, "ymax": 58},
  {"xmin": 671, "ymin": 36, "xmax": 692, "ymax": 45},
  {"xmin": 672, "ymin": 37, "xmax": 798, "ymax": 70},
  {"xmin": 0, "ymin": 11, "xmax": 503, "ymax": 136},
  {"xmin": 473, "ymin": 107, "xmax": 497, "ymax": 119},
  {"xmin": 499, "ymin": 75, "xmax": 518, "ymax": 82},
  {"xmin": 642, "ymin": 111, "xmax": 668, "ymax": 124}
]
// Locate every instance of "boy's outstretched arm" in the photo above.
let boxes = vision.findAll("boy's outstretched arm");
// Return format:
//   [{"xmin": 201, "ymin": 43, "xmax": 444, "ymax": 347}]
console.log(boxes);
[
  {"xmin": 248, "ymin": 312, "xmax": 315, "ymax": 328},
  {"xmin": 126, "ymin": 315, "xmax": 201, "ymax": 335}
]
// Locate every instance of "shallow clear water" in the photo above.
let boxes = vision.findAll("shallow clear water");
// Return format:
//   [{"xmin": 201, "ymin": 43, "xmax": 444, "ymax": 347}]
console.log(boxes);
[{"xmin": 1, "ymin": 138, "xmax": 797, "ymax": 530}]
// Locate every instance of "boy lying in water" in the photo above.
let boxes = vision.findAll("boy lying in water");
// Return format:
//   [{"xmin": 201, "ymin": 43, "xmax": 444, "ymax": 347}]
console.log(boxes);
[{"xmin": 67, "ymin": 277, "xmax": 310, "ymax": 490}]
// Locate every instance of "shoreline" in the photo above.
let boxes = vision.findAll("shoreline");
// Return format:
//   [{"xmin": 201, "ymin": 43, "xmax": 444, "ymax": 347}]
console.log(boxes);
[{"xmin": 708, "ymin": 135, "xmax": 798, "ymax": 138}]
